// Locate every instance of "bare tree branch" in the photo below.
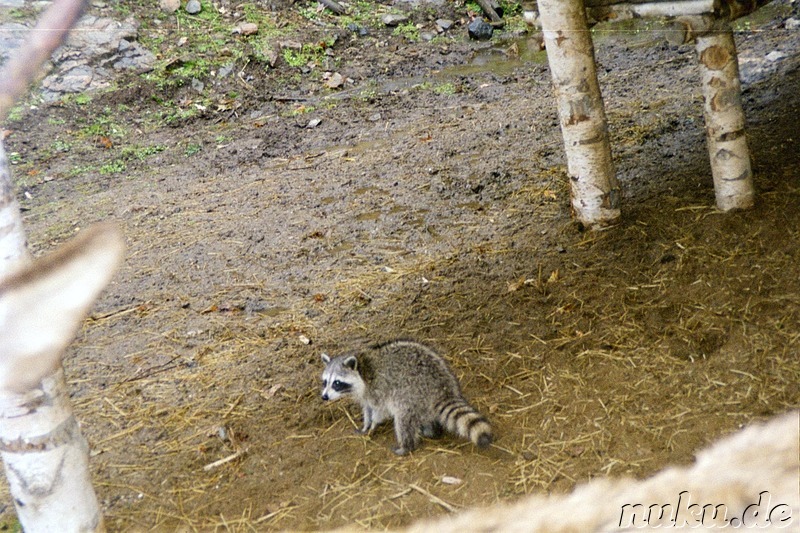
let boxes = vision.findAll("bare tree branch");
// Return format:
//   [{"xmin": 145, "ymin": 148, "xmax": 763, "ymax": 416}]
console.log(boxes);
[{"xmin": 0, "ymin": 0, "xmax": 87, "ymax": 122}]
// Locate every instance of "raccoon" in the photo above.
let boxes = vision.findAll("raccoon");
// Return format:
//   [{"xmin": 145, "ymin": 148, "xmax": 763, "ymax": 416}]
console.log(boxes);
[{"xmin": 320, "ymin": 339, "xmax": 493, "ymax": 455}]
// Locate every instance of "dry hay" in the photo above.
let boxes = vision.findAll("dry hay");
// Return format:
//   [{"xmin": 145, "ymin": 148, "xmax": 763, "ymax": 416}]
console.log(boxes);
[
  {"xmin": 51, "ymin": 172, "xmax": 797, "ymax": 531},
  {"xmin": 2, "ymin": 14, "xmax": 799, "ymax": 529}
]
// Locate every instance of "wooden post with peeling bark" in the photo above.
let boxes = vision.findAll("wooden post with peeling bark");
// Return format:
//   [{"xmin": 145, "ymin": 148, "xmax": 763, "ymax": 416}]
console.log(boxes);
[
  {"xmin": 538, "ymin": 0, "xmax": 620, "ymax": 228},
  {"xmin": 692, "ymin": 16, "xmax": 755, "ymax": 211},
  {"xmin": 0, "ymin": 0, "xmax": 123, "ymax": 530},
  {"xmin": 0, "ymin": 217, "xmax": 123, "ymax": 532},
  {"xmin": 0, "ymin": 146, "xmax": 29, "ymax": 266}
]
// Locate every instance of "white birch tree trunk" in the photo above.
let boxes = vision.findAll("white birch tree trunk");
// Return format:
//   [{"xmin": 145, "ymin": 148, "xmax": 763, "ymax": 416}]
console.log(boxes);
[
  {"xmin": 694, "ymin": 18, "xmax": 755, "ymax": 211},
  {"xmin": 0, "ymin": 0, "xmax": 123, "ymax": 529},
  {"xmin": 0, "ymin": 144, "xmax": 29, "ymax": 266},
  {"xmin": 538, "ymin": 0, "xmax": 621, "ymax": 228},
  {"xmin": 0, "ymin": 372, "xmax": 103, "ymax": 532},
  {"xmin": 0, "ymin": 200, "xmax": 123, "ymax": 531}
]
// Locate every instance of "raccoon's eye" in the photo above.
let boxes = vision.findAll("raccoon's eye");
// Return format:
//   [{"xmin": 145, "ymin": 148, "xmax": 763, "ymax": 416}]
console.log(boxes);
[{"xmin": 332, "ymin": 380, "xmax": 350, "ymax": 392}]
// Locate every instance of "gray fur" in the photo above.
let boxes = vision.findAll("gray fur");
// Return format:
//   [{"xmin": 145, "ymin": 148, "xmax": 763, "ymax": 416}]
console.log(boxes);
[{"xmin": 320, "ymin": 340, "xmax": 493, "ymax": 455}]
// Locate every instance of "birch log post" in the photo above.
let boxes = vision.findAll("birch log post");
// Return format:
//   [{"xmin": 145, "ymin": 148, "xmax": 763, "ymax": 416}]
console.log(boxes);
[
  {"xmin": 538, "ymin": 0, "xmax": 620, "ymax": 228},
  {"xmin": 0, "ymin": 0, "xmax": 123, "ymax": 530},
  {"xmin": 0, "ymin": 221, "xmax": 123, "ymax": 532},
  {"xmin": 0, "ymin": 146, "xmax": 29, "ymax": 266},
  {"xmin": 692, "ymin": 17, "xmax": 755, "ymax": 211}
]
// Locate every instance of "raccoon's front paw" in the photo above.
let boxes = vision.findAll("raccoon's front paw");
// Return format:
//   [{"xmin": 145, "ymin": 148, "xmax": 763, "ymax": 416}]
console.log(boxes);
[
  {"xmin": 392, "ymin": 446, "xmax": 410, "ymax": 456},
  {"xmin": 355, "ymin": 428, "xmax": 369, "ymax": 435}
]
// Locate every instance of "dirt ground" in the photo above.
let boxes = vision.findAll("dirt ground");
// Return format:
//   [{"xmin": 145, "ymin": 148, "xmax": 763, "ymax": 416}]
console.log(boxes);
[{"xmin": 2, "ymin": 0, "xmax": 799, "ymax": 530}]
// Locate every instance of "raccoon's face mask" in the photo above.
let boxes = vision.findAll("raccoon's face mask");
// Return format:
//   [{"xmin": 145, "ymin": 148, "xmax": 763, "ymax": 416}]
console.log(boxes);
[{"xmin": 320, "ymin": 353, "xmax": 358, "ymax": 401}]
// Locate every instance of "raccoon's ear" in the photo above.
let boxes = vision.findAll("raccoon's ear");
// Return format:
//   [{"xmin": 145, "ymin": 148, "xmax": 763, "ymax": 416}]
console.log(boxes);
[
  {"xmin": 343, "ymin": 355, "xmax": 358, "ymax": 371},
  {"xmin": 321, "ymin": 353, "xmax": 330, "ymax": 364}
]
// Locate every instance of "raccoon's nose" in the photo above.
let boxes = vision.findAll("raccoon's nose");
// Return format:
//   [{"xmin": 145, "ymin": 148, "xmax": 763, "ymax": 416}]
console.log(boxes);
[{"xmin": 322, "ymin": 393, "xmax": 329, "ymax": 401}]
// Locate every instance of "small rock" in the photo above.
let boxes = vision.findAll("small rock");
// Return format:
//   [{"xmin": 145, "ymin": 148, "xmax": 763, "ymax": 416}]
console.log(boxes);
[
  {"xmin": 279, "ymin": 40, "xmax": 303, "ymax": 50},
  {"xmin": 347, "ymin": 23, "xmax": 370, "ymax": 37},
  {"xmin": 468, "ymin": 17, "xmax": 493, "ymax": 41},
  {"xmin": 41, "ymin": 63, "xmax": 94, "ymax": 95},
  {"xmin": 420, "ymin": 31, "xmax": 436, "ymax": 42},
  {"xmin": 435, "ymin": 19, "xmax": 453, "ymax": 32},
  {"xmin": 786, "ymin": 18, "xmax": 800, "ymax": 30},
  {"xmin": 217, "ymin": 63, "xmax": 234, "ymax": 78},
  {"xmin": 191, "ymin": 78, "xmax": 204, "ymax": 93},
  {"xmin": 765, "ymin": 51, "xmax": 786, "ymax": 62},
  {"xmin": 368, "ymin": 113, "xmax": 381, "ymax": 122},
  {"xmin": 185, "ymin": 0, "xmax": 201, "ymax": 15},
  {"xmin": 306, "ymin": 118, "xmax": 322, "ymax": 129},
  {"xmin": 234, "ymin": 22, "xmax": 259, "ymax": 35},
  {"xmin": 382, "ymin": 13, "xmax": 409, "ymax": 27},
  {"xmin": 262, "ymin": 47, "xmax": 279, "ymax": 67},
  {"xmin": 323, "ymin": 71, "xmax": 344, "ymax": 89},
  {"xmin": 159, "ymin": 0, "xmax": 180, "ymax": 13}
]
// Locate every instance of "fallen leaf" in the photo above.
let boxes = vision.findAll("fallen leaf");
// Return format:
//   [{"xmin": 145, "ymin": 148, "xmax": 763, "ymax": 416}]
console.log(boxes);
[
  {"xmin": 441, "ymin": 476, "xmax": 462, "ymax": 485},
  {"xmin": 261, "ymin": 384, "xmax": 283, "ymax": 400},
  {"xmin": 507, "ymin": 278, "xmax": 525, "ymax": 292}
]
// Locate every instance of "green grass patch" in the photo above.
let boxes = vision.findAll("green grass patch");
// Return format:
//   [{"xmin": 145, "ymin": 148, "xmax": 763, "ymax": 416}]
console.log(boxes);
[
  {"xmin": 75, "ymin": 109, "xmax": 126, "ymax": 139},
  {"xmin": 282, "ymin": 38, "xmax": 336, "ymax": 69},
  {"xmin": 392, "ymin": 22, "xmax": 420, "ymax": 42},
  {"xmin": 99, "ymin": 160, "xmax": 127, "ymax": 174},
  {"xmin": 185, "ymin": 143, "xmax": 202, "ymax": 156},
  {"xmin": 140, "ymin": 0, "xmax": 291, "ymax": 90},
  {"xmin": 434, "ymin": 82, "xmax": 457, "ymax": 95},
  {"xmin": 51, "ymin": 139, "xmax": 72, "ymax": 153},
  {"xmin": 121, "ymin": 144, "xmax": 167, "ymax": 161}
]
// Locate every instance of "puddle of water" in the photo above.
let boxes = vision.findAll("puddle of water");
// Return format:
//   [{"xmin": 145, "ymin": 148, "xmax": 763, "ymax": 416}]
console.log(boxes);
[
  {"xmin": 452, "ymin": 36, "xmax": 549, "ymax": 78},
  {"xmin": 320, "ymin": 35, "xmax": 548, "ymax": 103}
]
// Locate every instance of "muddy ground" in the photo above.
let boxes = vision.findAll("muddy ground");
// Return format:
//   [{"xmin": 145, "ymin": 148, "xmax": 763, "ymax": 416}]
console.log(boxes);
[{"xmin": 1, "ymin": 0, "xmax": 799, "ymax": 530}]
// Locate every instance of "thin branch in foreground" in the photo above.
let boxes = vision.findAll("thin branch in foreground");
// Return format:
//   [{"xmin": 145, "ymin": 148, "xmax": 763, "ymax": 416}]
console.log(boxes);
[{"xmin": 0, "ymin": 0, "xmax": 87, "ymax": 122}]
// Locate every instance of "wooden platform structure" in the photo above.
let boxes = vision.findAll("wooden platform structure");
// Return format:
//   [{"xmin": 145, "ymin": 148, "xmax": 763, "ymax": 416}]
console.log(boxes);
[{"xmin": 535, "ymin": 0, "xmax": 771, "ymax": 227}]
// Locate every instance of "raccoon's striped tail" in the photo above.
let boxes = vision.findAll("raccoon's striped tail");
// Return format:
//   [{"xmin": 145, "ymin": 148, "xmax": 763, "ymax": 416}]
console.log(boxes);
[{"xmin": 435, "ymin": 398, "xmax": 493, "ymax": 448}]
